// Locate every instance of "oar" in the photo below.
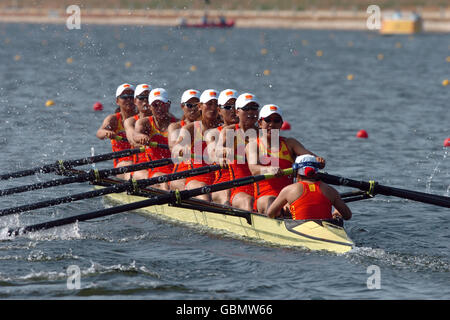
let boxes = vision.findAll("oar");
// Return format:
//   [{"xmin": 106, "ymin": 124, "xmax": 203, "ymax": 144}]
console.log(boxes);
[
  {"xmin": 0, "ymin": 147, "xmax": 145, "ymax": 180},
  {"xmin": 7, "ymin": 168, "xmax": 292, "ymax": 236},
  {"xmin": 0, "ymin": 165, "xmax": 222, "ymax": 217},
  {"xmin": 114, "ymin": 136, "xmax": 169, "ymax": 150},
  {"xmin": 317, "ymin": 172, "xmax": 450, "ymax": 208},
  {"xmin": 0, "ymin": 158, "xmax": 173, "ymax": 197}
]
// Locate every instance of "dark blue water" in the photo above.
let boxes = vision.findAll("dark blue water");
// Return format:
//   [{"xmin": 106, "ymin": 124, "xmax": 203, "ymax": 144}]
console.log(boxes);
[{"xmin": 0, "ymin": 23, "xmax": 448, "ymax": 299}]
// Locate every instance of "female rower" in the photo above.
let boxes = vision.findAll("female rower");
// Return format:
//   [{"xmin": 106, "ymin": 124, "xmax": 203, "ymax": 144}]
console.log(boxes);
[
  {"xmin": 210, "ymin": 89, "xmax": 239, "ymax": 205},
  {"xmin": 176, "ymin": 89, "xmax": 221, "ymax": 201},
  {"xmin": 216, "ymin": 93, "xmax": 260, "ymax": 211},
  {"xmin": 133, "ymin": 88, "xmax": 178, "ymax": 189},
  {"xmin": 168, "ymin": 89, "xmax": 202, "ymax": 191},
  {"xmin": 96, "ymin": 83, "xmax": 137, "ymax": 180},
  {"xmin": 123, "ymin": 84, "xmax": 152, "ymax": 180},
  {"xmin": 247, "ymin": 104, "xmax": 325, "ymax": 214},
  {"xmin": 267, "ymin": 154, "xmax": 352, "ymax": 221}
]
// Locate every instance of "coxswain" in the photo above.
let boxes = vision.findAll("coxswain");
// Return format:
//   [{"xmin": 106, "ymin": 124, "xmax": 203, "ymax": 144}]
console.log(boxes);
[
  {"xmin": 176, "ymin": 89, "xmax": 221, "ymax": 201},
  {"xmin": 168, "ymin": 89, "xmax": 202, "ymax": 191},
  {"xmin": 267, "ymin": 154, "xmax": 352, "ymax": 221},
  {"xmin": 210, "ymin": 89, "xmax": 239, "ymax": 205},
  {"xmin": 216, "ymin": 93, "xmax": 260, "ymax": 211},
  {"xmin": 133, "ymin": 88, "xmax": 178, "ymax": 189},
  {"xmin": 247, "ymin": 104, "xmax": 325, "ymax": 214},
  {"xmin": 96, "ymin": 83, "xmax": 137, "ymax": 180},
  {"xmin": 123, "ymin": 84, "xmax": 152, "ymax": 180}
]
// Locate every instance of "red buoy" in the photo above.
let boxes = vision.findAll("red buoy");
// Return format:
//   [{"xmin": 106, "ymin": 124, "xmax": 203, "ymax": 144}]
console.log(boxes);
[
  {"xmin": 93, "ymin": 102, "xmax": 103, "ymax": 111},
  {"xmin": 356, "ymin": 129, "xmax": 368, "ymax": 139},
  {"xmin": 281, "ymin": 121, "xmax": 291, "ymax": 131},
  {"xmin": 444, "ymin": 138, "xmax": 450, "ymax": 147}
]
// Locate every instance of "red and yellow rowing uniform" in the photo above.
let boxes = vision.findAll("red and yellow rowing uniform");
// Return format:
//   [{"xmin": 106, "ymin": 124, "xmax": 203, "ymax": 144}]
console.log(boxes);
[
  {"xmin": 254, "ymin": 136, "xmax": 294, "ymax": 199},
  {"xmin": 132, "ymin": 115, "xmax": 149, "ymax": 165},
  {"xmin": 172, "ymin": 119, "xmax": 191, "ymax": 175},
  {"xmin": 213, "ymin": 125, "xmax": 231, "ymax": 184},
  {"xmin": 185, "ymin": 121, "xmax": 216, "ymax": 185},
  {"xmin": 289, "ymin": 181, "xmax": 332, "ymax": 220},
  {"xmin": 111, "ymin": 112, "xmax": 133, "ymax": 168},
  {"xmin": 228, "ymin": 124, "xmax": 254, "ymax": 203},
  {"xmin": 145, "ymin": 116, "xmax": 177, "ymax": 178}
]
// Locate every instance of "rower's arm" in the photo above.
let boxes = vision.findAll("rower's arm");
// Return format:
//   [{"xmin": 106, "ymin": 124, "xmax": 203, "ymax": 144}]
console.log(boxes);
[
  {"xmin": 132, "ymin": 118, "xmax": 150, "ymax": 146},
  {"xmin": 267, "ymin": 187, "xmax": 290, "ymax": 218},
  {"xmin": 286, "ymin": 138, "xmax": 325, "ymax": 169},
  {"xmin": 123, "ymin": 117, "xmax": 137, "ymax": 146},
  {"xmin": 327, "ymin": 186, "xmax": 352, "ymax": 220},
  {"xmin": 168, "ymin": 122, "xmax": 181, "ymax": 150},
  {"xmin": 96, "ymin": 115, "xmax": 117, "ymax": 140}
]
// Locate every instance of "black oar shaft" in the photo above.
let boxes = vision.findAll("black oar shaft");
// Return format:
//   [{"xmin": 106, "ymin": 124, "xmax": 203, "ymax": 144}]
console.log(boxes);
[
  {"xmin": 0, "ymin": 147, "xmax": 146, "ymax": 181},
  {"xmin": 0, "ymin": 158, "xmax": 172, "ymax": 197},
  {"xmin": 8, "ymin": 169, "xmax": 285, "ymax": 236},
  {"xmin": 318, "ymin": 173, "xmax": 450, "ymax": 208},
  {"xmin": 0, "ymin": 165, "xmax": 222, "ymax": 217}
]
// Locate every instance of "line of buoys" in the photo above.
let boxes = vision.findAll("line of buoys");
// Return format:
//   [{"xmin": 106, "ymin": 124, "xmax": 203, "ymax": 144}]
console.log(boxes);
[
  {"xmin": 444, "ymin": 138, "xmax": 450, "ymax": 147},
  {"xmin": 356, "ymin": 129, "xmax": 368, "ymax": 139},
  {"xmin": 93, "ymin": 102, "xmax": 103, "ymax": 111},
  {"xmin": 281, "ymin": 121, "xmax": 291, "ymax": 131}
]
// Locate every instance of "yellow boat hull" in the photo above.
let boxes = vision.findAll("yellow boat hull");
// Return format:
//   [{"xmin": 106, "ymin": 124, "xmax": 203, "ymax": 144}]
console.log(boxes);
[
  {"xmin": 97, "ymin": 185, "xmax": 354, "ymax": 254},
  {"xmin": 380, "ymin": 19, "xmax": 422, "ymax": 35}
]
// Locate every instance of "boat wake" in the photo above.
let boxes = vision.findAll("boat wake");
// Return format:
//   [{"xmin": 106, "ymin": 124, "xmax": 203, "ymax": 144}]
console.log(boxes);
[{"xmin": 347, "ymin": 246, "xmax": 450, "ymax": 273}]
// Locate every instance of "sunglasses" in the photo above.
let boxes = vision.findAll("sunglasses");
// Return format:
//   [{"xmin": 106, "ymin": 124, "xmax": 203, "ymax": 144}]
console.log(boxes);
[
  {"xmin": 136, "ymin": 95, "xmax": 148, "ymax": 101},
  {"xmin": 263, "ymin": 117, "xmax": 282, "ymax": 124},
  {"xmin": 219, "ymin": 105, "xmax": 234, "ymax": 110},
  {"xmin": 240, "ymin": 105, "xmax": 259, "ymax": 111},
  {"xmin": 118, "ymin": 94, "xmax": 134, "ymax": 100},
  {"xmin": 183, "ymin": 103, "xmax": 197, "ymax": 109}
]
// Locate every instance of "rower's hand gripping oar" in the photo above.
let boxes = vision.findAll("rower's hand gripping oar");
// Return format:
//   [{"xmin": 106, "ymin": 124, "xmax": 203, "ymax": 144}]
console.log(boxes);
[
  {"xmin": 0, "ymin": 165, "xmax": 223, "ymax": 217},
  {"xmin": 0, "ymin": 158, "xmax": 173, "ymax": 197},
  {"xmin": 317, "ymin": 172, "xmax": 450, "ymax": 208},
  {"xmin": 7, "ymin": 168, "xmax": 292, "ymax": 237}
]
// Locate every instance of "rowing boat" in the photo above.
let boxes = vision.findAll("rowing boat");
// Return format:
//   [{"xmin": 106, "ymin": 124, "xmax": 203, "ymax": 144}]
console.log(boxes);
[{"xmin": 94, "ymin": 176, "xmax": 354, "ymax": 254}]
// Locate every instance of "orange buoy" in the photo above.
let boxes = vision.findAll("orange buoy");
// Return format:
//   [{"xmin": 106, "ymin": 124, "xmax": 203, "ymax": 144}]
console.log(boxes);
[
  {"xmin": 93, "ymin": 102, "xmax": 103, "ymax": 111},
  {"xmin": 444, "ymin": 138, "xmax": 450, "ymax": 147},
  {"xmin": 356, "ymin": 129, "xmax": 368, "ymax": 139},
  {"xmin": 281, "ymin": 121, "xmax": 291, "ymax": 131}
]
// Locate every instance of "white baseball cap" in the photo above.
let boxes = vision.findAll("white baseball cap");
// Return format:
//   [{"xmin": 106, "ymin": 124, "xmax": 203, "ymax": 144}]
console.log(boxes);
[
  {"xmin": 134, "ymin": 84, "xmax": 151, "ymax": 98},
  {"xmin": 235, "ymin": 93, "xmax": 259, "ymax": 109},
  {"xmin": 181, "ymin": 89, "xmax": 200, "ymax": 103},
  {"xmin": 218, "ymin": 89, "xmax": 238, "ymax": 106},
  {"xmin": 199, "ymin": 89, "xmax": 219, "ymax": 104},
  {"xmin": 115, "ymin": 83, "xmax": 134, "ymax": 97},
  {"xmin": 148, "ymin": 88, "xmax": 169, "ymax": 105},
  {"xmin": 259, "ymin": 104, "xmax": 283, "ymax": 120},
  {"xmin": 293, "ymin": 154, "xmax": 320, "ymax": 177}
]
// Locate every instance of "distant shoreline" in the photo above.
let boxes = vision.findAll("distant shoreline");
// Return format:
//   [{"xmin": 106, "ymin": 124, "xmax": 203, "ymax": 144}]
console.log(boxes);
[{"xmin": 0, "ymin": 8, "xmax": 449, "ymax": 32}]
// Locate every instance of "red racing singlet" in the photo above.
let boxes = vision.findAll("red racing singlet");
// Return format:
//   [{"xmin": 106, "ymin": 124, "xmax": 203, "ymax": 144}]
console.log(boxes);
[
  {"xmin": 110, "ymin": 112, "xmax": 133, "ymax": 167},
  {"xmin": 146, "ymin": 116, "xmax": 177, "ymax": 176},
  {"xmin": 289, "ymin": 181, "xmax": 332, "ymax": 220}
]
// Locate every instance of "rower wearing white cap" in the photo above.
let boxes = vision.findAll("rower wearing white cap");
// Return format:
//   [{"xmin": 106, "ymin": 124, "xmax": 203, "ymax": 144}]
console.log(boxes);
[
  {"xmin": 247, "ymin": 104, "xmax": 326, "ymax": 214},
  {"xmin": 133, "ymin": 88, "xmax": 178, "ymax": 189},
  {"xmin": 96, "ymin": 83, "xmax": 137, "ymax": 179},
  {"xmin": 215, "ymin": 93, "xmax": 260, "ymax": 211},
  {"xmin": 168, "ymin": 89, "xmax": 202, "ymax": 191},
  {"xmin": 175, "ymin": 89, "xmax": 221, "ymax": 201},
  {"xmin": 267, "ymin": 154, "xmax": 352, "ymax": 221},
  {"xmin": 210, "ymin": 89, "xmax": 239, "ymax": 205},
  {"xmin": 121, "ymin": 84, "xmax": 153, "ymax": 180}
]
